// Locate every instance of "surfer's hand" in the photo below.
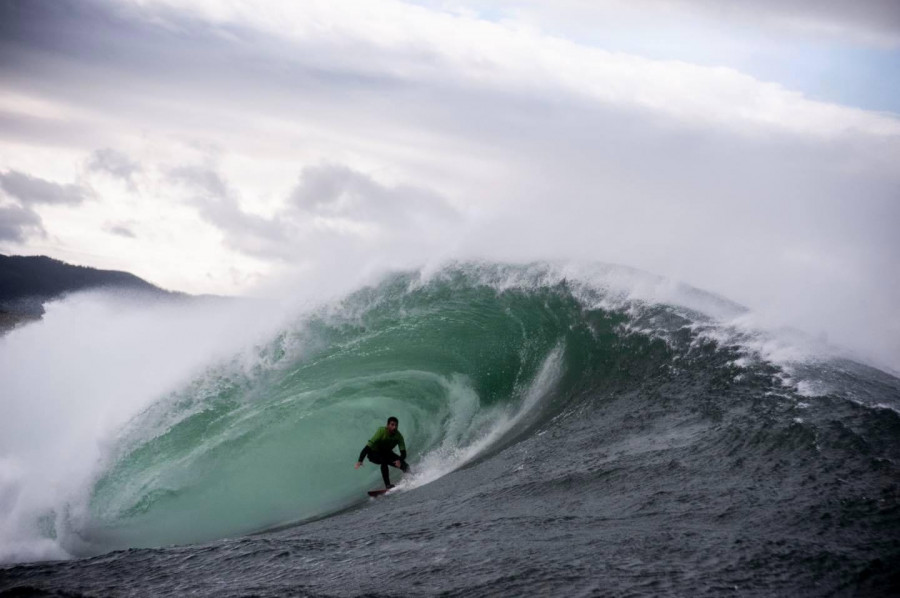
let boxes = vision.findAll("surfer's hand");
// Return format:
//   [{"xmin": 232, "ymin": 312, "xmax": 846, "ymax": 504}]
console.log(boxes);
[
  {"xmin": 394, "ymin": 460, "xmax": 401, "ymax": 467},
  {"xmin": 355, "ymin": 462, "xmax": 362, "ymax": 469}
]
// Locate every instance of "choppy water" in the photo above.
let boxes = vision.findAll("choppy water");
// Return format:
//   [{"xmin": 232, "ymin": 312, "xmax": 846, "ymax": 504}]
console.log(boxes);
[{"xmin": 2, "ymin": 262, "xmax": 899, "ymax": 596}]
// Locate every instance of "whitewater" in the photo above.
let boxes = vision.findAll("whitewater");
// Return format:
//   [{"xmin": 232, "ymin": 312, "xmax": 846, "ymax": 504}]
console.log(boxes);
[{"xmin": 1, "ymin": 261, "xmax": 898, "ymax": 596}]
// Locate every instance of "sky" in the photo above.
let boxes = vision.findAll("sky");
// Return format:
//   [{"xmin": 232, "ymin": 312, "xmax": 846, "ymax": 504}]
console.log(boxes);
[{"xmin": 0, "ymin": 0, "xmax": 899, "ymax": 368}]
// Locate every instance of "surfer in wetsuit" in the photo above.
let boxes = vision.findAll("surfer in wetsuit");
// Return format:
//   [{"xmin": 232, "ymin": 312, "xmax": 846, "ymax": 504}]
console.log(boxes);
[{"xmin": 355, "ymin": 416, "xmax": 410, "ymax": 489}]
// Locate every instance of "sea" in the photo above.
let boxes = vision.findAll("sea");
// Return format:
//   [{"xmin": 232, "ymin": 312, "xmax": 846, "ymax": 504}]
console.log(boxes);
[{"xmin": 1, "ymin": 261, "xmax": 898, "ymax": 596}]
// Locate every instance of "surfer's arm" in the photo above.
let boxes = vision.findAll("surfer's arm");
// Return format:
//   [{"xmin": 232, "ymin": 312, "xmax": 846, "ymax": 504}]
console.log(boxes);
[{"xmin": 358, "ymin": 427, "xmax": 384, "ymax": 463}]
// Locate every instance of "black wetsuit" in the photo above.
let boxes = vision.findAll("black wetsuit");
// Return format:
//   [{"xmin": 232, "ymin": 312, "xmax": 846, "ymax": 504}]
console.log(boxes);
[{"xmin": 358, "ymin": 427, "xmax": 410, "ymax": 487}]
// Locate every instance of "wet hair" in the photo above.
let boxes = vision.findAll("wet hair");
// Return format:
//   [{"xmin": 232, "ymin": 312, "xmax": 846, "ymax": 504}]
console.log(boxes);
[{"xmin": 387, "ymin": 416, "xmax": 399, "ymax": 425}]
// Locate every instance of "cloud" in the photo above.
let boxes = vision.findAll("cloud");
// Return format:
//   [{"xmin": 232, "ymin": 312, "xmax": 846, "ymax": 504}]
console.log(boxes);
[
  {"xmin": 88, "ymin": 149, "xmax": 141, "ymax": 183},
  {"xmin": 168, "ymin": 165, "xmax": 290, "ymax": 257},
  {"xmin": 104, "ymin": 223, "xmax": 136, "ymax": 238},
  {"xmin": 0, "ymin": 0, "xmax": 897, "ymax": 368},
  {"xmin": 0, "ymin": 171, "xmax": 88, "ymax": 206},
  {"xmin": 671, "ymin": 0, "xmax": 900, "ymax": 47},
  {"xmin": 168, "ymin": 166, "xmax": 229, "ymax": 198},
  {"xmin": 289, "ymin": 164, "xmax": 461, "ymax": 226},
  {"xmin": 0, "ymin": 204, "xmax": 44, "ymax": 243},
  {"xmin": 171, "ymin": 163, "xmax": 463, "ymax": 263},
  {"xmin": 2, "ymin": 0, "xmax": 897, "ymax": 142},
  {"xmin": 483, "ymin": 0, "xmax": 900, "ymax": 48},
  {"xmin": 152, "ymin": 1, "xmax": 896, "ymax": 137},
  {"xmin": 0, "ymin": 170, "xmax": 90, "ymax": 245},
  {"xmin": 196, "ymin": 194, "xmax": 290, "ymax": 257}
]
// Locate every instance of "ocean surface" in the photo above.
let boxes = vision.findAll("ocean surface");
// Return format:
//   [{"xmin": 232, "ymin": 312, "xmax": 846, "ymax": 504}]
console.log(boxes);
[{"xmin": 1, "ymin": 262, "xmax": 898, "ymax": 596}]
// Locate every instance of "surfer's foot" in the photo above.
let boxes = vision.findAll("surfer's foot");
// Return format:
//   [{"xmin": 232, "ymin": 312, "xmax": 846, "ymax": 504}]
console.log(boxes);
[{"xmin": 386, "ymin": 484, "xmax": 395, "ymax": 490}]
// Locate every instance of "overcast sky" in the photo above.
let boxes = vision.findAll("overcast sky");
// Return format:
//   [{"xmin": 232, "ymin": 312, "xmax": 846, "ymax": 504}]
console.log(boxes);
[{"xmin": 0, "ymin": 0, "xmax": 898, "ymax": 368}]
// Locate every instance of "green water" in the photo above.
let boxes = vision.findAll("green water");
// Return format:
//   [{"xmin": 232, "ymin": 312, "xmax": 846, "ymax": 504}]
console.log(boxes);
[{"xmin": 87, "ymin": 269, "xmax": 591, "ymax": 549}]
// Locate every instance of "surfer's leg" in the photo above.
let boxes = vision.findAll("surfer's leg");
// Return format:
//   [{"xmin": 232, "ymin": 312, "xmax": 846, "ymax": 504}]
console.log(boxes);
[
  {"xmin": 380, "ymin": 462, "xmax": 391, "ymax": 487},
  {"xmin": 384, "ymin": 451, "xmax": 410, "ymax": 473},
  {"xmin": 370, "ymin": 452, "xmax": 408, "ymax": 485},
  {"xmin": 391, "ymin": 452, "xmax": 410, "ymax": 473},
  {"xmin": 367, "ymin": 453, "xmax": 393, "ymax": 486}
]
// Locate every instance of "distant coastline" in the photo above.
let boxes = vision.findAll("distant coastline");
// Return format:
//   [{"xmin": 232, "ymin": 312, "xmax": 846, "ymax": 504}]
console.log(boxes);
[{"xmin": 0, "ymin": 254, "xmax": 183, "ymax": 334}]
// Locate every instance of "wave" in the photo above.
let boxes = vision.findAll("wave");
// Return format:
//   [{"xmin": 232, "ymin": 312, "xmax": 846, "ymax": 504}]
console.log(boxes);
[{"xmin": 2, "ymin": 261, "xmax": 898, "ymax": 563}]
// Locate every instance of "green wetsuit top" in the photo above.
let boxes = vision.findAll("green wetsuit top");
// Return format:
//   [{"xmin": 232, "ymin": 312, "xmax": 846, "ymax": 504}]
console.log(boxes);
[{"xmin": 358, "ymin": 427, "xmax": 406, "ymax": 462}]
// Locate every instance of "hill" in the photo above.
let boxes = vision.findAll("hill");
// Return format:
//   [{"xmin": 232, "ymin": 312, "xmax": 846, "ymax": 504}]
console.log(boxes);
[{"xmin": 0, "ymin": 254, "xmax": 181, "ymax": 331}]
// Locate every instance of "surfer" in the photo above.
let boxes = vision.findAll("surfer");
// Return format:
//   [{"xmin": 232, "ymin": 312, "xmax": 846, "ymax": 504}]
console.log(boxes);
[{"xmin": 355, "ymin": 416, "xmax": 409, "ymax": 489}]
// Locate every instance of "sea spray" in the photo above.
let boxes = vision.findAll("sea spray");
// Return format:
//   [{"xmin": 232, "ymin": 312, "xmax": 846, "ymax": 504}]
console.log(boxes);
[{"xmin": 0, "ymin": 290, "xmax": 291, "ymax": 562}]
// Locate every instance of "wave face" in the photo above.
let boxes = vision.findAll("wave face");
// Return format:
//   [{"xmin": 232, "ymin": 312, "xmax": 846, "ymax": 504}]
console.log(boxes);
[
  {"xmin": 83, "ymin": 265, "xmax": 588, "ymax": 550},
  {"xmin": 3, "ymin": 262, "xmax": 900, "ymax": 596}
]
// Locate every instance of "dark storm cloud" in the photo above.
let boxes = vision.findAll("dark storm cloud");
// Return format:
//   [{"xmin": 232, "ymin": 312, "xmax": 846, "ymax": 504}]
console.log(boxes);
[
  {"xmin": 0, "ymin": 204, "xmax": 44, "ymax": 243},
  {"xmin": 0, "ymin": 171, "xmax": 87, "ymax": 206},
  {"xmin": 88, "ymin": 149, "xmax": 141, "ymax": 182}
]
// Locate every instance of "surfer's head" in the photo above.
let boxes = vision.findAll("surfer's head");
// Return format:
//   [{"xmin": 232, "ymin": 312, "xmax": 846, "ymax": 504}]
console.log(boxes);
[{"xmin": 386, "ymin": 416, "xmax": 399, "ymax": 433}]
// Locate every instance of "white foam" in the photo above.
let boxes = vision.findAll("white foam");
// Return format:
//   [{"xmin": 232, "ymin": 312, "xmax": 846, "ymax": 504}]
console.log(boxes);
[
  {"xmin": 0, "ymin": 290, "xmax": 292, "ymax": 563},
  {"xmin": 397, "ymin": 343, "xmax": 564, "ymax": 491}
]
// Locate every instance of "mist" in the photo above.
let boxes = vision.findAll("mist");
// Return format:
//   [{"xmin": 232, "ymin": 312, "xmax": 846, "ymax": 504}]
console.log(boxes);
[{"xmin": 0, "ymin": 291, "xmax": 291, "ymax": 562}]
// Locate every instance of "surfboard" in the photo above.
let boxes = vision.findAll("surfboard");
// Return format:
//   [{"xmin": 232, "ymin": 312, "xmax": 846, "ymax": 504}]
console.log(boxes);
[{"xmin": 368, "ymin": 489, "xmax": 390, "ymax": 497}]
